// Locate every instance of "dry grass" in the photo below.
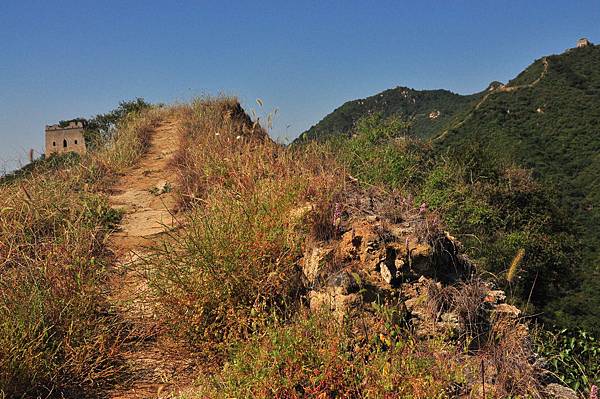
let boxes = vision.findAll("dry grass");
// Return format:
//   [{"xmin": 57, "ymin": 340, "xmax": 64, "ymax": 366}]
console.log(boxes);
[
  {"xmin": 149, "ymin": 97, "xmax": 344, "ymax": 361},
  {"xmin": 91, "ymin": 106, "xmax": 172, "ymax": 177},
  {"xmin": 507, "ymin": 248, "xmax": 526, "ymax": 283},
  {"xmin": 424, "ymin": 279, "xmax": 542, "ymax": 397},
  {"xmin": 0, "ymin": 97, "xmax": 546, "ymax": 397},
  {"xmin": 0, "ymin": 106, "xmax": 168, "ymax": 397},
  {"xmin": 189, "ymin": 310, "xmax": 470, "ymax": 399},
  {"xmin": 148, "ymin": 98, "xmax": 544, "ymax": 398},
  {"xmin": 481, "ymin": 318, "xmax": 542, "ymax": 398}
]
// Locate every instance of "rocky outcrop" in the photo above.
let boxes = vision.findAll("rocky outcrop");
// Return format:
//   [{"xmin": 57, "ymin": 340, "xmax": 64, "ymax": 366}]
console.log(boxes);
[
  {"xmin": 296, "ymin": 202, "xmax": 582, "ymax": 396},
  {"xmin": 300, "ymin": 213, "xmax": 526, "ymax": 340}
]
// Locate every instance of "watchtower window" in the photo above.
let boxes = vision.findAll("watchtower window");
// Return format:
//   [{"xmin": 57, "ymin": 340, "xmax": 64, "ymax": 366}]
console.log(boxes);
[
  {"xmin": 52, "ymin": 141, "xmax": 56, "ymax": 147},
  {"xmin": 74, "ymin": 139, "xmax": 78, "ymax": 144},
  {"xmin": 63, "ymin": 139, "xmax": 67, "ymax": 148}
]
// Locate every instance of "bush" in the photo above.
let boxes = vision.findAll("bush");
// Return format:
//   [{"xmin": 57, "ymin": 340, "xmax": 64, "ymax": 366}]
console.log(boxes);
[
  {"xmin": 329, "ymin": 113, "xmax": 580, "ymax": 326},
  {"xmin": 193, "ymin": 311, "xmax": 469, "ymax": 399},
  {"xmin": 535, "ymin": 327, "xmax": 600, "ymax": 393}
]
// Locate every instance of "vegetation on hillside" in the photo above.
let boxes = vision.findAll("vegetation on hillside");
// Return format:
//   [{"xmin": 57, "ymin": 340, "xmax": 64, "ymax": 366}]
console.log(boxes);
[
  {"xmin": 298, "ymin": 86, "xmax": 486, "ymax": 142},
  {"xmin": 301, "ymin": 44, "xmax": 600, "ymax": 336},
  {"xmin": 316, "ymin": 112, "xmax": 597, "ymax": 392},
  {"xmin": 2, "ymin": 96, "xmax": 596, "ymax": 397},
  {"xmin": 146, "ymin": 98, "xmax": 549, "ymax": 397},
  {"xmin": 439, "ymin": 44, "xmax": 600, "ymax": 332},
  {"xmin": 0, "ymin": 103, "xmax": 165, "ymax": 397},
  {"xmin": 325, "ymin": 113, "xmax": 581, "ymax": 324},
  {"xmin": 58, "ymin": 98, "xmax": 153, "ymax": 148}
]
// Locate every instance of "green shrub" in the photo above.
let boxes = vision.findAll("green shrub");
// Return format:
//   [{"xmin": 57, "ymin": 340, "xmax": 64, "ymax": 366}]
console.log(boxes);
[
  {"xmin": 193, "ymin": 311, "xmax": 469, "ymax": 399},
  {"xmin": 328, "ymin": 113, "xmax": 431, "ymax": 189},
  {"xmin": 329, "ymin": 114, "xmax": 580, "ymax": 322},
  {"xmin": 535, "ymin": 328, "xmax": 600, "ymax": 393}
]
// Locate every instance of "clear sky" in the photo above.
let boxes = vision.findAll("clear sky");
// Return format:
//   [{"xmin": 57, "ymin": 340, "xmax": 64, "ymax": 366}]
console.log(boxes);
[{"xmin": 1, "ymin": 1, "xmax": 599, "ymax": 173}]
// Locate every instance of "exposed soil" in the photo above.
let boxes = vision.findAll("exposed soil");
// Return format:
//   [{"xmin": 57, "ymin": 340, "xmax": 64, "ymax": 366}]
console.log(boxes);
[{"xmin": 106, "ymin": 119, "xmax": 195, "ymax": 398}]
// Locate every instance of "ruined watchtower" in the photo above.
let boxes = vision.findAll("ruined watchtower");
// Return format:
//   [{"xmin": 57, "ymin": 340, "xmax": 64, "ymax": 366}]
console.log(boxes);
[
  {"xmin": 45, "ymin": 121, "xmax": 87, "ymax": 156},
  {"xmin": 576, "ymin": 37, "xmax": 592, "ymax": 48}
]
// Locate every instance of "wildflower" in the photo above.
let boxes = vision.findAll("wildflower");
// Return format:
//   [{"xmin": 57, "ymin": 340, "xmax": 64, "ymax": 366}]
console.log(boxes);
[
  {"xmin": 332, "ymin": 203, "xmax": 342, "ymax": 231},
  {"xmin": 236, "ymin": 135, "xmax": 241, "ymax": 140},
  {"xmin": 591, "ymin": 385, "xmax": 598, "ymax": 399},
  {"xmin": 215, "ymin": 133, "xmax": 220, "ymax": 136}
]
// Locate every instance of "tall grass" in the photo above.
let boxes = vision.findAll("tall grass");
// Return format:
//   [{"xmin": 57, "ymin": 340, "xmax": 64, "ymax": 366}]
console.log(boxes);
[
  {"xmin": 91, "ymin": 107, "xmax": 167, "ymax": 175},
  {"xmin": 0, "ymin": 106, "xmax": 169, "ymax": 397},
  {"xmin": 507, "ymin": 248, "xmax": 526, "ymax": 283},
  {"xmin": 2, "ymin": 97, "xmax": 550, "ymax": 396},
  {"xmin": 149, "ymin": 97, "xmax": 343, "ymax": 360}
]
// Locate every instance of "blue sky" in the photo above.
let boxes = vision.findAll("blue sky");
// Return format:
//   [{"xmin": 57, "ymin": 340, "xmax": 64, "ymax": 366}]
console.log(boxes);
[{"xmin": 1, "ymin": 1, "xmax": 599, "ymax": 172}]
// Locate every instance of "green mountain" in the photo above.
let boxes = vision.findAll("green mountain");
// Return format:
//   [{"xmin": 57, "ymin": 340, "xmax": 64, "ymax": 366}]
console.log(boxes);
[
  {"xmin": 301, "ymin": 41, "xmax": 600, "ymax": 330},
  {"xmin": 438, "ymin": 43, "xmax": 600, "ymax": 326},
  {"xmin": 299, "ymin": 85, "xmax": 496, "ymax": 141}
]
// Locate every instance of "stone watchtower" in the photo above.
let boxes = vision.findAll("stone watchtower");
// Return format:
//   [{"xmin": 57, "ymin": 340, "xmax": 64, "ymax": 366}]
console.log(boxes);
[
  {"xmin": 576, "ymin": 37, "xmax": 592, "ymax": 48},
  {"xmin": 45, "ymin": 121, "xmax": 87, "ymax": 156}
]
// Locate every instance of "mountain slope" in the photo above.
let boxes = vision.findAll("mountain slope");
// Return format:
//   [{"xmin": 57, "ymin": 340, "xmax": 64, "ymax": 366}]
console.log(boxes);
[
  {"xmin": 437, "ymin": 45, "xmax": 600, "ymax": 198},
  {"xmin": 436, "ymin": 44, "xmax": 600, "ymax": 326},
  {"xmin": 299, "ymin": 41, "xmax": 600, "ymax": 331},
  {"xmin": 299, "ymin": 85, "xmax": 490, "ymax": 142}
]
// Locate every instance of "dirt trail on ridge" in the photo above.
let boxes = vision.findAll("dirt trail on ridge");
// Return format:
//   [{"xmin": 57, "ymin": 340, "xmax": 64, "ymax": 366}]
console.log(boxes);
[
  {"xmin": 106, "ymin": 119, "xmax": 194, "ymax": 398},
  {"xmin": 433, "ymin": 57, "xmax": 549, "ymax": 142}
]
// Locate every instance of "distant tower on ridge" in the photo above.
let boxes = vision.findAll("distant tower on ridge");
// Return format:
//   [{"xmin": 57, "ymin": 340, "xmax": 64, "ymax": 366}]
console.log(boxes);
[
  {"xmin": 45, "ymin": 121, "xmax": 87, "ymax": 156},
  {"xmin": 576, "ymin": 37, "xmax": 592, "ymax": 48}
]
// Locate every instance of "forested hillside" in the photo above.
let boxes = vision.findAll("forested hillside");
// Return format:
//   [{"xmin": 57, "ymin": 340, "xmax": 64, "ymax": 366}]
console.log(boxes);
[
  {"xmin": 300, "ymin": 43, "xmax": 600, "ymax": 333},
  {"xmin": 299, "ymin": 86, "xmax": 488, "ymax": 141},
  {"xmin": 438, "ymin": 44, "xmax": 600, "ymax": 330}
]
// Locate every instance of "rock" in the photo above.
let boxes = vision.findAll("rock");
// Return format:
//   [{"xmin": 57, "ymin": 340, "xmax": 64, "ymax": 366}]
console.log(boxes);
[
  {"xmin": 365, "ymin": 215, "xmax": 379, "ymax": 222},
  {"xmin": 441, "ymin": 312, "xmax": 459, "ymax": 324},
  {"xmin": 153, "ymin": 180, "xmax": 171, "ymax": 194},
  {"xmin": 302, "ymin": 247, "xmax": 333, "ymax": 285},
  {"xmin": 380, "ymin": 262, "xmax": 393, "ymax": 284},
  {"xmin": 544, "ymin": 383, "xmax": 578, "ymax": 399},
  {"xmin": 438, "ymin": 312, "xmax": 460, "ymax": 336},
  {"xmin": 484, "ymin": 290, "xmax": 506, "ymax": 304},
  {"xmin": 327, "ymin": 271, "xmax": 359, "ymax": 295},
  {"xmin": 394, "ymin": 258, "xmax": 405, "ymax": 271},
  {"xmin": 492, "ymin": 303, "xmax": 521, "ymax": 319},
  {"xmin": 308, "ymin": 289, "xmax": 361, "ymax": 320},
  {"xmin": 576, "ymin": 37, "xmax": 592, "ymax": 48},
  {"xmin": 404, "ymin": 296, "xmax": 426, "ymax": 315}
]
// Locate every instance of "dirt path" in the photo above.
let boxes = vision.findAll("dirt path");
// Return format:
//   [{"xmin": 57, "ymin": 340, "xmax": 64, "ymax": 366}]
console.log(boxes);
[
  {"xmin": 432, "ymin": 57, "xmax": 549, "ymax": 142},
  {"xmin": 106, "ymin": 119, "xmax": 194, "ymax": 398}
]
